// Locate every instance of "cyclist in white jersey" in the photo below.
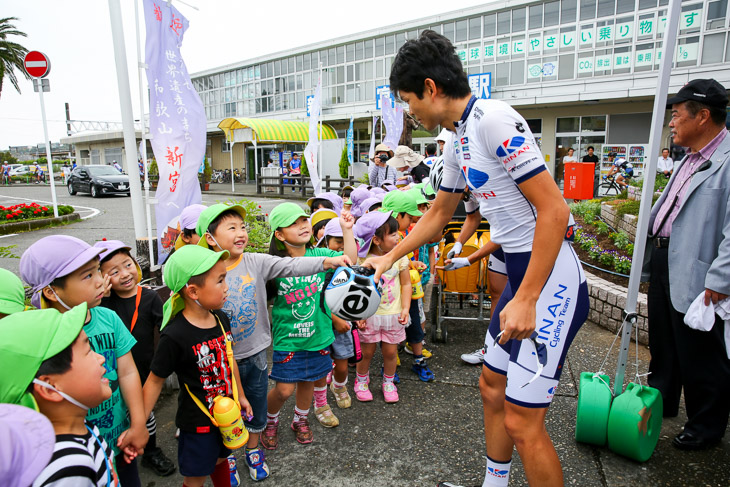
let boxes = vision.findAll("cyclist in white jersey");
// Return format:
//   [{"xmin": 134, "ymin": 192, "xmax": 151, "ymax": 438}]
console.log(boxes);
[{"xmin": 363, "ymin": 30, "xmax": 588, "ymax": 487}]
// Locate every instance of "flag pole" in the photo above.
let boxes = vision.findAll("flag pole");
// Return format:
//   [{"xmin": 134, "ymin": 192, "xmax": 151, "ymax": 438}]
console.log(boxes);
[
  {"xmin": 108, "ymin": 0, "xmax": 147, "ymax": 240},
  {"xmin": 134, "ymin": 0, "xmax": 157, "ymax": 270},
  {"xmin": 318, "ymin": 62, "xmax": 323, "ymax": 190}
]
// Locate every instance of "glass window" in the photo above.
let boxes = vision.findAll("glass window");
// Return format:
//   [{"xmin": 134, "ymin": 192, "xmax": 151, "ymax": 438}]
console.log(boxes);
[
  {"xmin": 281, "ymin": 59, "xmax": 288, "ymax": 75},
  {"xmin": 557, "ymin": 117, "xmax": 580, "ymax": 132},
  {"xmin": 707, "ymin": 0, "xmax": 728, "ymax": 28},
  {"xmin": 376, "ymin": 59, "xmax": 384, "ymax": 78},
  {"xmin": 726, "ymin": 32, "xmax": 730, "ymax": 61},
  {"xmin": 542, "ymin": 56, "xmax": 558, "ymax": 80},
  {"xmin": 456, "ymin": 20, "xmax": 468, "ymax": 41},
  {"xmin": 385, "ymin": 35, "xmax": 395, "ymax": 54},
  {"xmin": 530, "ymin": 5, "xmax": 543, "ymax": 29},
  {"xmin": 296, "ymin": 55, "xmax": 303, "ymax": 72},
  {"xmin": 288, "ymin": 57, "xmax": 295, "ymax": 73},
  {"xmin": 562, "ymin": 0, "xmax": 578, "ymax": 22},
  {"xmin": 597, "ymin": 0, "xmax": 615, "ymax": 17},
  {"xmin": 346, "ymin": 43, "xmax": 355, "ymax": 62},
  {"xmin": 347, "ymin": 64, "xmax": 354, "ymax": 82},
  {"xmin": 510, "ymin": 60, "xmax": 525, "ymax": 84},
  {"xmin": 337, "ymin": 66, "xmax": 345, "ymax": 84},
  {"xmin": 513, "ymin": 7, "xmax": 526, "ymax": 32},
  {"xmin": 582, "ymin": 116, "xmax": 606, "ymax": 131},
  {"xmin": 355, "ymin": 42, "xmax": 364, "ymax": 61},
  {"xmin": 702, "ymin": 32, "xmax": 726, "ymax": 64},
  {"xmin": 365, "ymin": 39, "xmax": 374, "ymax": 58},
  {"xmin": 498, "ymin": 11, "xmax": 511, "ymax": 35},
  {"xmin": 544, "ymin": 29, "xmax": 559, "ymax": 52},
  {"xmin": 376, "ymin": 37, "xmax": 385, "ymax": 57},
  {"xmin": 303, "ymin": 55, "xmax": 311, "ymax": 71},
  {"xmin": 639, "ymin": 0, "xmax": 656, "ymax": 7},
  {"xmin": 429, "ymin": 25, "xmax": 441, "ymax": 34},
  {"xmin": 274, "ymin": 60, "xmax": 281, "ymax": 76},
  {"xmin": 396, "ymin": 32, "xmax": 406, "ymax": 49},
  {"xmin": 484, "ymin": 14, "xmax": 496, "ymax": 37},
  {"xmin": 328, "ymin": 48, "xmax": 336, "ymax": 67},
  {"xmin": 617, "ymin": 0, "xmax": 634, "ymax": 13},
  {"xmin": 496, "ymin": 62, "xmax": 510, "ymax": 86},
  {"xmin": 512, "ymin": 35, "xmax": 526, "ymax": 58},
  {"xmin": 336, "ymin": 46, "xmax": 345, "ymax": 64},
  {"xmin": 469, "ymin": 17, "xmax": 482, "ymax": 39},
  {"xmin": 365, "ymin": 60, "xmax": 374, "ymax": 79},
  {"xmin": 304, "ymin": 71, "xmax": 312, "ymax": 89},
  {"xmin": 581, "ymin": 0, "xmax": 596, "ymax": 20},
  {"xmin": 559, "ymin": 54, "xmax": 575, "ymax": 79},
  {"xmin": 288, "ymin": 75, "xmax": 295, "ymax": 91},
  {"xmin": 544, "ymin": 1, "xmax": 560, "ymax": 26},
  {"xmin": 407, "ymin": 30, "xmax": 418, "ymax": 40},
  {"xmin": 443, "ymin": 22, "xmax": 455, "ymax": 41}
]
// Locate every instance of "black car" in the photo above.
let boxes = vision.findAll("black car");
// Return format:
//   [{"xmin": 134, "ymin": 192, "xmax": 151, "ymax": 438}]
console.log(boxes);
[{"xmin": 67, "ymin": 165, "xmax": 130, "ymax": 197}]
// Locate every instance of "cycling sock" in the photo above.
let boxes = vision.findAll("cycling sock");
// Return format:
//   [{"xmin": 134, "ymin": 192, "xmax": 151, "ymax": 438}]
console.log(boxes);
[
  {"xmin": 313, "ymin": 386, "xmax": 328, "ymax": 408},
  {"xmin": 483, "ymin": 456, "xmax": 512, "ymax": 487}
]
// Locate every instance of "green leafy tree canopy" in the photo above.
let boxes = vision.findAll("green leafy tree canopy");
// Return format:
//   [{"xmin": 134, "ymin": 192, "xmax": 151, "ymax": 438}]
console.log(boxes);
[{"xmin": 0, "ymin": 17, "xmax": 30, "ymax": 98}]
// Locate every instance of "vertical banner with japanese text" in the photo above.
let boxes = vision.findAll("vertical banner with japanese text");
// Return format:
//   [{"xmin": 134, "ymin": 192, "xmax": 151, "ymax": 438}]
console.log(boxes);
[
  {"xmin": 381, "ymin": 93, "xmax": 403, "ymax": 151},
  {"xmin": 304, "ymin": 74, "xmax": 322, "ymax": 194},
  {"xmin": 346, "ymin": 115, "xmax": 354, "ymax": 165},
  {"xmin": 144, "ymin": 0, "xmax": 203, "ymax": 263}
]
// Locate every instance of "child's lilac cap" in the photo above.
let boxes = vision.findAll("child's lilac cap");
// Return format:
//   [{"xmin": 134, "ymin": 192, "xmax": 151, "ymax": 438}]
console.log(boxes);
[
  {"xmin": 349, "ymin": 186, "xmax": 371, "ymax": 208},
  {"xmin": 370, "ymin": 187, "xmax": 385, "ymax": 196},
  {"xmin": 358, "ymin": 197, "xmax": 382, "ymax": 214},
  {"xmin": 316, "ymin": 219, "xmax": 343, "ymax": 246},
  {"xmin": 307, "ymin": 193, "xmax": 343, "ymax": 214},
  {"xmin": 20, "ymin": 236, "xmax": 105, "ymax": 309},
  {"xmin": 179, "ymin": 204, "xmax": 207, "ymax": 230},
  {"xmin": 354, "ymin": 210, "xmax": 393, "ymax": 258}
]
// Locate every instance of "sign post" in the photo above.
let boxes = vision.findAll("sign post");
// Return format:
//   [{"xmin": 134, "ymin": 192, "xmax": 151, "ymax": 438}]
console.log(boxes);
[{"xmin": 24, "ymin": 51, "xmax": 59, "ymax": 218}]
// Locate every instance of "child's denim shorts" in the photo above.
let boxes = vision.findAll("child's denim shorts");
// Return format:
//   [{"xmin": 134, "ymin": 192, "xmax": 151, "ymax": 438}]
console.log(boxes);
[
  {"xmin": 330, "ymin": 329, "xmax": 354, "ymax": 360},
  {"xmin": 270, "ymin": 349, "xmax": 331, "ymax": 383}
]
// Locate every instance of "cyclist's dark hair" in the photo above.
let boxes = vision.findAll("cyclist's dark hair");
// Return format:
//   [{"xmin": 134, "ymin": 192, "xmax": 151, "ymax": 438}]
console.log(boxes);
[
  {"xmin": 684, "ymin": 100, "xmax": 727, "ymax": 126},
  {"xmin": 425, "ymin": 143, "xmax": 437, "ymax": 156},
  {"xmin": 390, "ymin": 30, "xmax": 471, "ymax": 100}
]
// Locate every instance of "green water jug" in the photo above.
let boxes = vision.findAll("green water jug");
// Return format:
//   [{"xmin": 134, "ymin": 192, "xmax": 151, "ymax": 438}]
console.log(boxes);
[
  {"xmin": 607, "ymin": 382, "xmax": 663, "ymax": 462},
  {"xmin": 575, "ymin": 371, "xmax": 613, "ymax": 446}
]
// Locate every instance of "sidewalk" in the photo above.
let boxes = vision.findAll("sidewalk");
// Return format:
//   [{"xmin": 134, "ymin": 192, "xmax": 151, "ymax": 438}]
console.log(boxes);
[{"xmin": 139, "ymin": 286, "xmax": 729, "ymax": 487}]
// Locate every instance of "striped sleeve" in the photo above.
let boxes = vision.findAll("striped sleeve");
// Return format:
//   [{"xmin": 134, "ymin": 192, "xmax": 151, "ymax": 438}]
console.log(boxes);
[{"xmin": 32, "ymin": 425, "xmax": 112, "ymax": 487}]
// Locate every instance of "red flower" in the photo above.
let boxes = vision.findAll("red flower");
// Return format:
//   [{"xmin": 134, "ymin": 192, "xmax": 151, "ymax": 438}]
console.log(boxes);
[
  {"xmin": 6, "ymin": 215, "xmax": 12, "ymax": 219},
  {"xmin": 33, "ymin": 210, "xmax": 39, "ymax": 214},
  {"xmin": 42, "ymin": 207, "xmax": 48, "ymax": 211}
]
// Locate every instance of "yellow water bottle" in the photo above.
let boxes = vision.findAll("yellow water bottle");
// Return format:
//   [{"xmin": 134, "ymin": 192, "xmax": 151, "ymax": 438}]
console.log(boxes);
[
  {"xmin": 213, "ymin": 396, "xmax": 249, "ymax": 449},
  {"xmin": 410, "ymin": 269, "xmax": 424, "ymax": 299}
]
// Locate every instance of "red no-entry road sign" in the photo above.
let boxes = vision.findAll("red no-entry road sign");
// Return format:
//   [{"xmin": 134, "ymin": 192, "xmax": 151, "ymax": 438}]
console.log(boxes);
[{"xmin": 24, "ymin": 51, "xmax": 51, "ymax": 78}]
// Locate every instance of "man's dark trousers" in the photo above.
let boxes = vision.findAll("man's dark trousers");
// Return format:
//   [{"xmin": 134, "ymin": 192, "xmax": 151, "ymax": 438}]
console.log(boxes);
[{"xmin": 647, "ymin": 245, "xmax": 730, "ymax": 440}]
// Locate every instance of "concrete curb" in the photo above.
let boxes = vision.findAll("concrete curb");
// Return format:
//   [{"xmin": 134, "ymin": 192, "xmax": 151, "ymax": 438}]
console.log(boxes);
[{"xmin": 0, "ymin": 212, "xmax": 81, "ymax": 235}]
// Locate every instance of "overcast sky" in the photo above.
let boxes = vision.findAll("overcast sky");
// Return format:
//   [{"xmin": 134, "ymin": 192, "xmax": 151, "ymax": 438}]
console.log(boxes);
[{"xmin": 0, "ymin": 0, "xmax": 489, "ymax": 150}]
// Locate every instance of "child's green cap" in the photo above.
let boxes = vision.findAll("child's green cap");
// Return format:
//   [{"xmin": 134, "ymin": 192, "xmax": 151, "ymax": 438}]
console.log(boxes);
[
  {"xmin": 406, "ymin": 187, "xmax": 428, "ymax": 206},
  {"xmin": 0, "ymin": 304, "xmax": 87, "ymax": 410},
  {"xmin": 0, "ymin": 268, "xmax": 26, "ymax": 315},
  {"xmin": 195, "ymin": 203, "xmax": 247, "ymax": 242},
  {"xmin": 381, "ymin": 190, "xmax": 423, "ymax": 217},
  {"xmin": 161, "ymin": 245, "xmax": 230, "ymax": 329},
  {"xmin": 268, "ymin": 202, "xmax": 310, "ymax": 250}
]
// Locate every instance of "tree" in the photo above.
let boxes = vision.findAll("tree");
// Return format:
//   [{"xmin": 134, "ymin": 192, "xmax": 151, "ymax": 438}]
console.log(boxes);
[
  {"xmin": 0, "ymin": 151, "xmax": 18, "ymax": 165},
  {"xmin": 338, "ymin": 144, "xmax": 349, "ymax": 178},
  {"xmin": 0, "ymin": 17, "xmax": 30, "ymax": 98}
]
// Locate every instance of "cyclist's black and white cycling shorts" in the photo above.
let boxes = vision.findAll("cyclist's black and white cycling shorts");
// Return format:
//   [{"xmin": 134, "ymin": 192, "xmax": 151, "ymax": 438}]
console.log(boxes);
[
  {"xmin": 487, "ymin": 247, "xmax": 507, "ymax": 276},
  {"xmin": 483, "ymin": 240, "xmax": 589, "ymax": 408}
]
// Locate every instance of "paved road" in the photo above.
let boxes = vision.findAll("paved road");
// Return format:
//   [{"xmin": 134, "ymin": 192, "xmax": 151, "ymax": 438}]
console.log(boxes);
[
  {"xmin": 1, "ymin": 184, "xmax": 728, "ymax": 486},
  {"xmin": 0, "ymin": 184, "xmax": 295, "ymax": 275}
]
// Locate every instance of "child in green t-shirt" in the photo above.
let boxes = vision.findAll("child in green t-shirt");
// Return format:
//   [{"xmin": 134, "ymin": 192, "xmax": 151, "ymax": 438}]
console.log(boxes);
[{"xmin": 261, "ymin": 203, "xmax": 355, "ymax": 450}]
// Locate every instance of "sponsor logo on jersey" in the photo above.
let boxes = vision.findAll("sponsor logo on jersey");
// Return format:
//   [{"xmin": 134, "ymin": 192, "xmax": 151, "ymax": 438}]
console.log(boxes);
[
  {"xmin": 537, "ymin": 284, "xmax": 571, "ymax": 348},
  {"xmin": 461, "ymin": 137, "xmax": 469, "ymax": 144},
  {"xmin": 496, "ymin": 136, "xmax": 526, "ymax": 158},
  {"xmin": 547, "ymin": 385, "xmax": 557, "ymax": 399},
  {"xmin": 515, "ymin": 122, "xmax": 525, "ymax": 133},
  {"xmin": 474, "ymin": 191, "xmax": 497, "ymax": 199},
  {"xmin": 461, "ymin": 165, "xmax": 489, "ymax": 189},
  {"xmin": 473, "ymin": 107, "xmax": 483, "ymax": 119}
]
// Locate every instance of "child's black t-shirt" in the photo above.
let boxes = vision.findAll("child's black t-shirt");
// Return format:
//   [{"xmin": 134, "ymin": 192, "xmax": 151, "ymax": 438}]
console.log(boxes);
[
  {"xmin": 149, "ymin": 310, "xmax": 235, "ymax": 433},
  {"xmin": 101, "ymin": 287, "xmax": 163, "ymax": 381}
]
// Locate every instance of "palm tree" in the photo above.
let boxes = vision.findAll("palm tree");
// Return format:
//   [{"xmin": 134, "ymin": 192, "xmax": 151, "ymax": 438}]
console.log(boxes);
[{"xmin": 0, "ymin": 17, "xmax": 30, "ymax": 98}]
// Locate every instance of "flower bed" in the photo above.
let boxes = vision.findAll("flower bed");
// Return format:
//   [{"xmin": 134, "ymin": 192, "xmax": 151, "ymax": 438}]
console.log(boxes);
[{"xmin": 1, "ymin": 202, "xmax": 74, "ymax": 223}]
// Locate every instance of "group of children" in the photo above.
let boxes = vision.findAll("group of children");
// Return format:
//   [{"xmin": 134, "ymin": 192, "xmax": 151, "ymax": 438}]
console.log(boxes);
[{"xmin": 0, "ymin": 178, "xmax": 439, "ymax": 487}]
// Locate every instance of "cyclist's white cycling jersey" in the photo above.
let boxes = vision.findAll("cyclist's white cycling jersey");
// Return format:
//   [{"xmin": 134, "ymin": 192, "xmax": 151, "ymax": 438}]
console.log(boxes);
[{"xmin": 440, "ymin": 97, "xmax": 573, "ymax": 253}]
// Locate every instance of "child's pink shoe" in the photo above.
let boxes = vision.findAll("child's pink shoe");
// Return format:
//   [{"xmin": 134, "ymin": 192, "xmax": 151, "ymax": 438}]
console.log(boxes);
[
  {"xmin": 354, "ymin": 379, "xmax": 372, "ymax": 402},
  {"xmin": 382, "ymin": 382, "xmax": 399, "ymax": 403}
]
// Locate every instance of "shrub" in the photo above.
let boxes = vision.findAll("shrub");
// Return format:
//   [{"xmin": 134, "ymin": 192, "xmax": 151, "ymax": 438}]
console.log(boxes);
[
  {"xmin": 599, "ymin": 250, "xmax": 616, "ymax": 267},
  {"xmin": 610, "ymin": 231, "xmax": 632, "ymax": 250},
  {"xmin": 616, "ymin": 200, "xmax": 641, "ymax": 219},
  {"xmin": 0, "ymin": 244, "xmax": 19, "ymax": 258},
  {"xmin": 339, "ymin": 145, "xmax": 349, "ymax": 178},
  {"xmin": 1, "ymin": 203, "xmax": 74, "ymax": 223},
  {"xmin": 626, "ymin": 243, "xmax": 634, "ymax": 255},
  {"xmin": 594, "ymin": 219, "xmax": 610, "ymax": 235}
]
